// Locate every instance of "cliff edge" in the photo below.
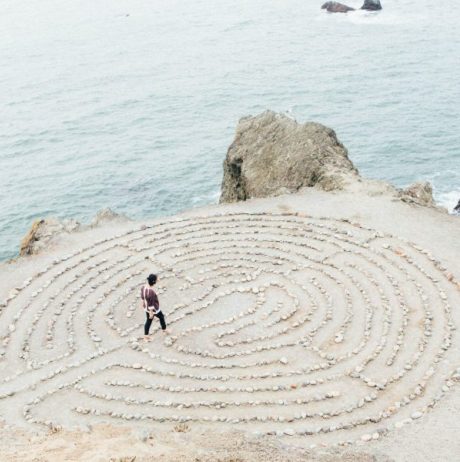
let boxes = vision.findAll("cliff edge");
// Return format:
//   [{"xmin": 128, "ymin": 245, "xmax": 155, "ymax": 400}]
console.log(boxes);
[
  {"xmin": 19, "ymin": 208, "xmax": 129, "ymax": 257},
  {"xmin": 19, "ymin": 111, "xmax": 449, "ymax": 260}
]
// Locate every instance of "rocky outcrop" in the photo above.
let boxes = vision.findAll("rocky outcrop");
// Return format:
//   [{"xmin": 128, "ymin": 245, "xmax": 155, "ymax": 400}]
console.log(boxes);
[
  {"xmin": 219, "ymin": 111, "xmax": 446, "ymax": 213},
  {"xmin": 220, "ymin": 111, "xmax": 359, "ymax": 203},
  {"xmin": 399, "ymin": 182, "xmax": 437, "ymax": 208},
  {"xmin": 361, "ymin": 0, "xmax": 382, "ymax": 11},
  {"xmin": 321, "ymin": 1, "xmax": 355, "ymax": 12},
  {"xmin": 20, "ymin": 218, "xmax": 80, "ymax": 257},
  {"xmin": 19, "ymin": 208, "xmax": 129, "ymax": 257}
]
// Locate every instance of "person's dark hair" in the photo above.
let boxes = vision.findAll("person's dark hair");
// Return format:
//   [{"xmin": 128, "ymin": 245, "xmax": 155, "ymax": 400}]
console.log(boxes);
[{"xmin": 147, "ymin": 274, "xmax": 157, "ymax": 286}]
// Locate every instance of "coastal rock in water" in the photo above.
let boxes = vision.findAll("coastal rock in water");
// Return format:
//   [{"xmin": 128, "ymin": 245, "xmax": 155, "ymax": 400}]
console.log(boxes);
[
  {"xmin": 454, "ymin": 199, "xmax": 460, "ymax": 214},
  {"xmin": 220, "ymin": 111, "xmax": 359, "ymax": 203},
  {"xmin": 20, "ymin": 218, "xmax": 80, "ymax": 257},
  {"xmin": 321, "ymin": 2, "xmax": 355, "ymax": 13},
  {"xmin": 399, "ymin": 181, "xmax": 436, "ymax": 208},
  {"xmin": 361, "ymin": 0, "xmax": 382, "ymax": 11}
]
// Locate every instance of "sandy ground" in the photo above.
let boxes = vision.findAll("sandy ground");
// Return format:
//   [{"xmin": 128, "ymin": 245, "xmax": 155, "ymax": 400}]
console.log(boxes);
[
  {"xmin": 0, "ymin": 183, "xmax": 459, "ymax": 461},
  {"xmin": 0, "ymin": 424, "xmax": 395, "ymax": 462}
]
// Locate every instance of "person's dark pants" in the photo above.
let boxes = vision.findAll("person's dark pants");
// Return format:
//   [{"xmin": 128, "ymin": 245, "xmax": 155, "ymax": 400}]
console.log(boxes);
[{"xmin": 144, "ymin": 311, "xmax": 167, "ymax": 335}]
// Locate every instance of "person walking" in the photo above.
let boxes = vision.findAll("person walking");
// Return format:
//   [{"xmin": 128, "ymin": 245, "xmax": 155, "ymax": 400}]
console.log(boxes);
[{"xmin": 141, "ymin": 273, "xmax": 167, "ymax": 340}]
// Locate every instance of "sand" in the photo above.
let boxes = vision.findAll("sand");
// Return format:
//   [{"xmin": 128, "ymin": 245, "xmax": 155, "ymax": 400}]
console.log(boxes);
[{"xmin": 0, "ymin": 185, "xmax": 459, "ymax": 461}]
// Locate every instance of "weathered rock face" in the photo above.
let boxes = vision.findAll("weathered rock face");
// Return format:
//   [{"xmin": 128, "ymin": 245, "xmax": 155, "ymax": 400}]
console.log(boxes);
[
  {"xmin": 399, "ymin": 181, "xmax": 436, "ymax": 208},
  {"xmin": 361, "ymin": 0, "xmax": 382, "ymax": 11},
  {"xmin": 219, "ymin": 111, "xmax": 359, "ymax": 203},
  {"xmin": 321, "ymin": 1, "xmax": 355, "ymax": 13}
]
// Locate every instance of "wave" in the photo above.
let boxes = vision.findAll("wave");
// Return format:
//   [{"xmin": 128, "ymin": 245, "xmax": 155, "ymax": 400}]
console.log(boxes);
[
  {"xmin": 190, "ymin": 189, "xmax": 220, "ymax": 206},
  {"xmin": 436, "ymin": 190, "xmax": 460, "ymax": 214}
]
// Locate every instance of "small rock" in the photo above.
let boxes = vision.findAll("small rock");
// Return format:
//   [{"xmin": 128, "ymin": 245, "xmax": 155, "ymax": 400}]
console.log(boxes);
[
  {"xmin": 137, "ymin": 430, "xmax": 151, "ymax": 442},
  {"xmin": 321, "ymin": 1, "xmax": 355, "ymax": 12},
  {"xmin": 361, "ymin": 0, "xmax": 382, "ymax": 11}
]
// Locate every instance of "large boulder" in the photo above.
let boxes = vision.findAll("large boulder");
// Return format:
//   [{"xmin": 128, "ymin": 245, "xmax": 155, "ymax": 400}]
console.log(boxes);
[
  {"xmin": 219, "ymin": 111, "xmax": 359, "ymax": 203},
  {"xmin": 361, "ymin": 0, "xmax": 382, "ymax": 11},
  {"xmin": 321, "ymin": 1, "xmax": 355, "ymax": 12}
]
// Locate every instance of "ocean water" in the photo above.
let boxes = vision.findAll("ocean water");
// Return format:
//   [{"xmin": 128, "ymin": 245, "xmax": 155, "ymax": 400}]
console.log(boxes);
[{"xmin": 1, "ymin": 0, "xmax": 459, "ymax": 261}]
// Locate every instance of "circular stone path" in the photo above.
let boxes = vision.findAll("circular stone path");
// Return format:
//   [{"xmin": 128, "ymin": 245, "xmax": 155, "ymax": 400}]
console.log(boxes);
[{"xmin": 0, "ymin": 212, "xmax": 459, "ymax": 446}]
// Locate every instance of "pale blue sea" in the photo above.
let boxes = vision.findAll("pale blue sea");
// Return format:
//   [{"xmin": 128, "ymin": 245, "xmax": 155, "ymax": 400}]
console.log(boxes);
[{"xmin": 1, "ymin": 0, "xmax": 459, "ymax": 261}]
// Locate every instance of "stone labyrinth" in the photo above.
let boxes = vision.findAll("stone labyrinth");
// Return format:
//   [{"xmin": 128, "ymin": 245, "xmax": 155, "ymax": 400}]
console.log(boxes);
[{"xmin": 1, "ymin": 212, "xmax": 459, "ymax": 446}]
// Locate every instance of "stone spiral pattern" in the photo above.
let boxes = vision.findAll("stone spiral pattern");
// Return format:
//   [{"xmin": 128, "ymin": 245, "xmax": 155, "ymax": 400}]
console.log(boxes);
[{"xmin": 0, "ymin": 212, "xmax": 459, "ymax": 446}]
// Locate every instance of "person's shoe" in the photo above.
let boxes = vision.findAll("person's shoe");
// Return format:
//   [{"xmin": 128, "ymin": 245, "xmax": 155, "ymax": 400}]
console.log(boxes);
[{"xmin": 143, "ymin": 335, "xmax": 152, "ymax": 342}]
